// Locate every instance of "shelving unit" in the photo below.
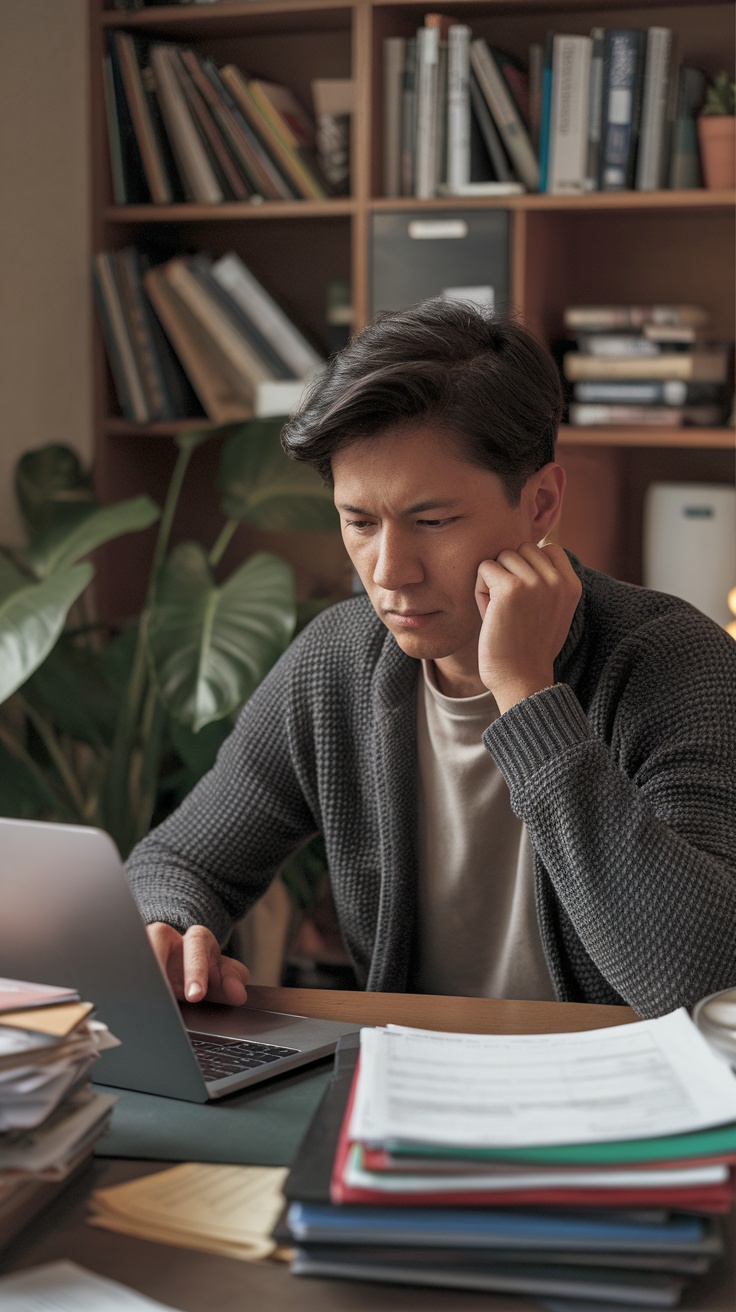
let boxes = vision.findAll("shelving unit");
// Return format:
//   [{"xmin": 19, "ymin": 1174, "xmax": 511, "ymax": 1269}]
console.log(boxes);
[{"xmin": 90, "ymin": 0, "xmax": 735, "ymax": 618}]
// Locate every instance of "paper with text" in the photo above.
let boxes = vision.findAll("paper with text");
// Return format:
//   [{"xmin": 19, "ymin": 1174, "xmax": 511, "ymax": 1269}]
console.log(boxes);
[
  {"xmin": 350, "ymin": 1009, "xmax": 736, "ymax": 1148},
  {"xmin": 0, "ymin": 1261, "xmax": 177, "ymax": 1311}
]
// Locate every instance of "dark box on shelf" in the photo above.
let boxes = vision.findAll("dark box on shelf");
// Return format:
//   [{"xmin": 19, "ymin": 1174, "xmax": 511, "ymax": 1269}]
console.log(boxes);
[{"xmin": 370, "ymin": 209, "xmax": 509, "ymax": 319}]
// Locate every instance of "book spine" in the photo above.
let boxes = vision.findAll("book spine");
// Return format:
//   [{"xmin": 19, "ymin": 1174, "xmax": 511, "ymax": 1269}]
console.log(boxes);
[
  {"xmin": 143, "ymin": 266, "xmax": 252, "ymax": 421},
  {"xmin": 185, "ymin": 53, "xmax": 291, "ymax": 201},
  {"xmin": 400, "ymin": 38, "xmax": 418, "ymax": 196},
  {"xmin": 211, "ymin": 254, "xmax": 322, "ymax": 378},
  {"xmin": 528, "ymin": 42, "xmax": 544, "ymax": 152},
  {"xmin": 247, "ymin": 79, "xmax": 329, "ymax": 198},
  {"xmin": 599, "ymin": 29, "xmax": 646, "ymax": 191},
  {"xmin": 569, "ymin": 403, "xmax": 721, "ymax": 426},
  {"xmin": 383, "ymin": 37, "xmax": 406, "ymax": 198},
  {"xmin": 635, "ymin": 28, "xmax": 675, "ymax": 190},
  {"xmin": 415, "ymin": 25, "xmax": 440, "ymax": 198},
  {"xmin": 102, "ymin": 55, "xmax": 128, "ymax": 204},
  {"xmin": 169, "ymin": 48, "xmax": 251, "ymax": 202},
  {"xmin": 188, "ymin": 256, "xmax": 296, "ymax": 380},
  {"xmin": 220, "ymin": 65, "xmax": 325, "ymax": 201},
  {"xmin": 668, "ymin": 66, "xmax": 706, "ymax": 189},
  {"xmin": 548, "ymin": 35, "xmax": 592, "ymax": 195},
  {"xmin": 107, "ymin": 34, "xmax": 149, "ymax": 204},
  {"xmin": 162, "ymin": 258, "xmax": 275, "ymax": 387},
  {"xmin": 573, "ymin": 380, "xmax": 723, "ymax": 405},
  {"xmin": 114, "ymin": 33, "xmax": 173, "ymax": 203},
  {"xmin": 113, "ymin": 247, "xmax": 171, "ymax": 419},
  {"xmin": 149, "ymin": 46, "xmax": 223, "ymax": 204},
  {"xmin": 584, "ymin": 27, "xmax": 605, "ymax": 190},
  {"xmin": 92, "ymin": 253, "xmax": 149, "ymax": 423},
  {"xmin": 537, "ymin": 35, "xmax": 554, "ymax": 191},
  {"xmin": 563, "ymin": 349, "xmax": 727, "ymax": 382},
  {"xmin": 446, "ymin": 26, "xmax": 471, "ymax": 193},
  {"xmin": 469, "ymin": 39, "xmax": 539, "ymax": 191},
  {"xmin": 469, "ymin": 73, "xmax": 511, "ymax": 181}
]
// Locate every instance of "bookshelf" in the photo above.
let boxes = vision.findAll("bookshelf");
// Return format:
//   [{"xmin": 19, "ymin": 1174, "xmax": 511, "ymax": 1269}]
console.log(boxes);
[{"xmin": 90, "ymin": 0, "xmax": 735, "ymax": 617}]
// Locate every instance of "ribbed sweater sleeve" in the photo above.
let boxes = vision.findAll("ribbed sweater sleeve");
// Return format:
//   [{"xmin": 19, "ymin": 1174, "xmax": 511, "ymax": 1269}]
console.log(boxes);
[{"xmin": 484, "ymin": 611, "xmax": 736, "ymax": 1018}]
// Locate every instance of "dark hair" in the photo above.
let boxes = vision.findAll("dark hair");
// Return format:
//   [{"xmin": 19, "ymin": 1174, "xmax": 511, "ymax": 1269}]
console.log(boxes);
[{"xmin": 281, "ymin": 299, "xmax": 563, "ymax": 505}]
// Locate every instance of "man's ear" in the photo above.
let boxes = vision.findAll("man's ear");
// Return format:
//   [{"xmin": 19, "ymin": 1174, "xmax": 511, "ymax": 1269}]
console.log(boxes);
[{"xmin": 524, "ymin": 462, "xmax": 566, "ymax": 542}]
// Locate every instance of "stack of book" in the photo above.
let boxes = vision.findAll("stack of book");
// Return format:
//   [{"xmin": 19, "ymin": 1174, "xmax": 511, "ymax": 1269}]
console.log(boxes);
[
  {"xmin": 284, "ymin": 1011, "xmax": 736, "ymax": 1306},
  {"xmin": 104, "ymin": 32, "xmax": 332, "ymax": 205},
  {"xmin": 0, "ymin": 978, "xmax": 118, "ymax": 1252},
  {"xmin": 562, "ymin": 304, "xmax": 732, "ymax": 428},
  {"xmin": 93, "ymin": 248, "xmax": 324, "ymax": 425},
  {"xmin": 383, "ymin": 19, "xmax": 710, "ymax": 197}
]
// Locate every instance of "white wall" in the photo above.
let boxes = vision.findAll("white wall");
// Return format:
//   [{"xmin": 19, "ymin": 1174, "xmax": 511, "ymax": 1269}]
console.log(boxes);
[{"xmin": 0, "ymin": 0, "xmax": 92, "ymax": 543}]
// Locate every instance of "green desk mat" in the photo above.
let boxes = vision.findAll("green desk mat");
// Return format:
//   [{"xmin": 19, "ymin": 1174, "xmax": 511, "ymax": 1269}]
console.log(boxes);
[{"xmin": 93, "ymin": 1059, "xmax": 333, "ymax": 1167}]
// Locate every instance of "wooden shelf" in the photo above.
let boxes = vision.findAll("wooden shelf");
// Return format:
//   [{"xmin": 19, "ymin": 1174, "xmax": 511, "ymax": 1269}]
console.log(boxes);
[
  {"xmin": 558, "ymin": 426, "xmax": 735, "ymax": 450},
  {"xmin": 92, "ymin": 0, "xmax": 735, "ymax": 604},
  {"xmin": 103, "ymin": 200, "xmax": 356, "ymax": 223}
]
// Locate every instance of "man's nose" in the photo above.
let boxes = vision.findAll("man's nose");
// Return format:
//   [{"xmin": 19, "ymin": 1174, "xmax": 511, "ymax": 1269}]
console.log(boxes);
[{"xmin": 372, "ymin": 526, "xmax": 423, "ymax": 590}]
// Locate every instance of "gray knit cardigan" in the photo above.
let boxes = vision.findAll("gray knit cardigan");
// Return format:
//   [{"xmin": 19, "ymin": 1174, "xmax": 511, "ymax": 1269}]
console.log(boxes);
[{"xmin": 126, "ymin": 557, "xmax": 736, "ymax": 1018}]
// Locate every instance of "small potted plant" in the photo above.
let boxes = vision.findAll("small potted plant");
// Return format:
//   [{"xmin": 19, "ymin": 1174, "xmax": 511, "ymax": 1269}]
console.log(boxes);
[{"xmin": 697, "ymin": 72, "xmax": 736, "ymax": 189}]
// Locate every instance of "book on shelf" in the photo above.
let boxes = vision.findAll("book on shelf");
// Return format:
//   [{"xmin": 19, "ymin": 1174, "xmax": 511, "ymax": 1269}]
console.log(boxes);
[
  {"xmin": 668, "ymin": 65, "xmax": 707, "ymax": 189},
  {"xmin": 414, "ymin": 20, "xmax": 442, "ymax": 199},
  {"xmin": 527, "ymin": 42, "xmax": 544, "ymax": 152},
  {"xmin": 312, "ymin": 78, "xmax": 352, "ymax": 197},
  {"xmin": 598, "ymin": 29, "xmax": 646, "ymax": 191},
  {"xmin": 546, "ymin": 34, "xmax": 592, "ymax": 195},
  {"xmin": 400, "ymin": 37, "xmax": 419, "ymax": 196},
  {"xmin": 383, "ymin": 38, "xmax": 406, "ymax": 198},
  {"xmin": 564, "ymin": 304, "xmax": 711, "ymax": 331},
  {"xmin": 568, "ymin": 403, "xmax": 724, "ymax": 427},
  {"xmin": 149, "ymin": 44, "xmax": 225, "ymax": 205},
  {"xmin": 635, "ymin": 28, "xmax": 678, "ymax": 191},
  {"xmin": 583, "ymin": 27, "xmax": 605, "ymax": 190},
  {"xmin": 572, "ymin": 380, "xmax": 726, "ymax": 406},
  {"xmin": 104, "ymin": 33, "xmax": 334, "ymax": 206},
  {"xmin": 94, "ymin": 246, "xmax": 324, "ymax": 426},
  {"xmin": 446, "ymin": 26, "xmax": 471, "ymax": 195},
  {"xmin": 469, "ymin": 40, "xmax": 539, "ymax": 192},
  {"xmin": 112, "ymin": 32, "xmax": 176, "ymax": 204},
  {"xmin": 468, "ymin": 72, "xmax": 514, "ymax": 183},
  {"xmin": 564, "ymin": 345, "xmax": 730, "ymax": 383}
]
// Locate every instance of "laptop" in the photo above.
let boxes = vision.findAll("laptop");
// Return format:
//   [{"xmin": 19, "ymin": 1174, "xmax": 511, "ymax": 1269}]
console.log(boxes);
[{"xmin": 0, "ymin": 817, "xmax": 358, "ymax": 1103}]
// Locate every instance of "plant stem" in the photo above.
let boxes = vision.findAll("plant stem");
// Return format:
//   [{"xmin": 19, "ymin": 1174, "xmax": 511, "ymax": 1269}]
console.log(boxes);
[
  {"xmin": 0, "ymin": 720, "xmax": 77, "ymax": 822},
  {"xmin": 18, "ymin": 697, "xmax": 87, "ymax": 818},
  {"xmin": 208, "ymin": 518, "xmax": 239, "ymax": 570}
]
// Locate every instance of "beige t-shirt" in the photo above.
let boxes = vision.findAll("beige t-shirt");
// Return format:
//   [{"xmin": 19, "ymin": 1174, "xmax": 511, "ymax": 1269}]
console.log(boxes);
[{"xmin": 414, "ymin": 661, "xmax": 557, "ymax": 1000}]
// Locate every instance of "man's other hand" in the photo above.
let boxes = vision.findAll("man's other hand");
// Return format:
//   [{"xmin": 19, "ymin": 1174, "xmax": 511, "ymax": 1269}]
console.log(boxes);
[
  {"xmin": 147, "ymin": 922, "xmax": 250, "ymax": 1006},
  {"xmin": 475, "ymin": 542, "xmax": 582, "ymax": 714}
]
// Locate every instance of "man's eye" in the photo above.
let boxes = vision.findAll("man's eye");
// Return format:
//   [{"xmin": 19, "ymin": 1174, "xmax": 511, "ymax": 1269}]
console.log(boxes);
[
  {"xmin": 345, "ymin": 520, "xmax": 374, "ymax": 531},
  {"xmin": 417, "ymin": 517, "xmax": 457, "ymax": 528}
]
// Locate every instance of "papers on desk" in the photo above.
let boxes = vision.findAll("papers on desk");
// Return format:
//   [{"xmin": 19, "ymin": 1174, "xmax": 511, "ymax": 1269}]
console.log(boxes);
[
  {"xmin": 89, "ymin": 1162, "xmax": 290, "ymax": 1262},
  {"xmin": 350, "ymin": 1010, "xmax": 736, "ymax": 1149},
  {"xmin": 0, "ymin": 978, "xmax": 119, "ymax": 1252},
  {"xmin": 285, "ymin": 1011, "xmax": 736, "ymax": 1307},
  {"xmin": 0, "ymin": 1261, "xmax": 179, "ymax": 1310}
]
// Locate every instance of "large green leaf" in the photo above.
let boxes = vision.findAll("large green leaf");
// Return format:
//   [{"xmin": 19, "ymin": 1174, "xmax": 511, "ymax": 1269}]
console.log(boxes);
[
  {"xmin": 0, "ymin": 563, "xmax": 93, "ymax": 704},
  {"xmin": 146, "ymin": 542, "xmax": 296, "ymax": 731},
  {"xmin": 24, "ymin": 638, "xmax": 120, "ymax": 748},
  {"xmin": 24, "ymin": 495, "xmax": 160, "ymax": 579},
  {"xmin": 218, "ymin": 418, "xmax": 338, "ymax": 532},
  {"xmin": 15, "ymin": 444, "xmax": 94, "ymax": 536}
]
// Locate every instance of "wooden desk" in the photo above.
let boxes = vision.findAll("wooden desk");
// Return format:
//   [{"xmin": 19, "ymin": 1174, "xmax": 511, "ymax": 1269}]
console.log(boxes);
[{"xmin": 1, "ymin": 989, "xmax": 733, "ymax": 1312}]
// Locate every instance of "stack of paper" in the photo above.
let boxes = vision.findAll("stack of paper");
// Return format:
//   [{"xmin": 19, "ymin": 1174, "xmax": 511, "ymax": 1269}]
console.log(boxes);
[
  {"xmin": 89, "ymin": 1161, "xmax": 290, "ymax": 1262},
  {"xmin": 284, "ymin": 1011, "xmax": 736, "ymax": 1306},
  {"xmin": 0, "ymin": 977, "xmax": 118, "ymax": 1250}
]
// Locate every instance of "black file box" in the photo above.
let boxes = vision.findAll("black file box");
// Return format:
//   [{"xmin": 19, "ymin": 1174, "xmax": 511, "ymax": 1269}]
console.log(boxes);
[{"xmin": 370, "ymin": 209, "xmax": 510, "ymax": 319}]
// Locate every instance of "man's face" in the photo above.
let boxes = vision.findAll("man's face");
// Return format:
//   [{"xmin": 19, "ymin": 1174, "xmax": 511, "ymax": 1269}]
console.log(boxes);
[{"xmin": 333, "ymin": 424, "xmax": 542, "ymax": 670}]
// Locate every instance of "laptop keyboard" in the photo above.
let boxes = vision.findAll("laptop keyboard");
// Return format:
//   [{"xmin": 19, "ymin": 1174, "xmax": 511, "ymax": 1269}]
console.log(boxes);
[{"xmin": 189, "ymin": 1033, "xmax": 299, "ymax": 1082}]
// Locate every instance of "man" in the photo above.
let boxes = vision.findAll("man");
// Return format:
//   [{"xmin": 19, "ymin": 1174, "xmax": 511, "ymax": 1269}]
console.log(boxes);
[{"xmin": 127, "ymin": 300, "xmax": 736, "ymax": 1019}]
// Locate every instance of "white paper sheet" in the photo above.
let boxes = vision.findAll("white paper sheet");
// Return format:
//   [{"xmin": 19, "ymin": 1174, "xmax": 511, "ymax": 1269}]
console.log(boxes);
[
  {"xmin": 0, "ymin": 1261, "xmax": 178, "ymax": 1311},
  {"xmin": 350, "ymin": 1009, "xmax": 736, "ymax": 1148}
]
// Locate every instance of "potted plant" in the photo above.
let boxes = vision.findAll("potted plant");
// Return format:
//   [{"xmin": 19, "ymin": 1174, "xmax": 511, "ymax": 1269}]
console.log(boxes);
[{"xmin": 697, "ymin": 72, "xmax": 736, "ymax": 190}]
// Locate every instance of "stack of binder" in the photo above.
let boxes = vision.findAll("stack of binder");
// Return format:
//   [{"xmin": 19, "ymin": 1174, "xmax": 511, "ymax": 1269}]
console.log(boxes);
[
  {"xmin": 284, "ymin": 1011, "xmax": 736, "ymax": 1306},
  {"xmin": 0, "ymin": 978, "xmax": 118, "ymax": 1251}
]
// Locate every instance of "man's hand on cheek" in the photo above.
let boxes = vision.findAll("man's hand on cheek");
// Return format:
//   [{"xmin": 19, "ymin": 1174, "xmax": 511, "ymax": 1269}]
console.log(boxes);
[{"xmin": 474, "ymin": 542, "xmax": 582, "ymax": 714}]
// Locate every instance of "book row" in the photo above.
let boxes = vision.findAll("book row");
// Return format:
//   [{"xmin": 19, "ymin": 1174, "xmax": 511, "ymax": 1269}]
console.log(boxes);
[
  {"xmin": 93, "ymin": 248, "xmax": 323, "ymax": 425},
  {"xmin": 560, "ymin": 304, "xmax": 733, "ymax": 428},
  {"xmin": 104, "ymin": 31, "xmax": 335, "ymax": 205},
  {"xmin": 383, "ymin": 20, "xmax": 712, "ymax": 199}
]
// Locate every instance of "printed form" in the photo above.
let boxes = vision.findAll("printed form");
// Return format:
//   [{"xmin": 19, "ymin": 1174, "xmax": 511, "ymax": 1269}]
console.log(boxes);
[{"xmin": 350, "ymin": 1008, "xmax": 736, "ymax": 1148}]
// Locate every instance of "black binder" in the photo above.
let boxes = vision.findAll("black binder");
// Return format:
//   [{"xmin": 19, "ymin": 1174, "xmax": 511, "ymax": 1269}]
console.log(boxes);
[{"xmin": 370, "ymin": 209, "xmax": 509, "ymax": 319}]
